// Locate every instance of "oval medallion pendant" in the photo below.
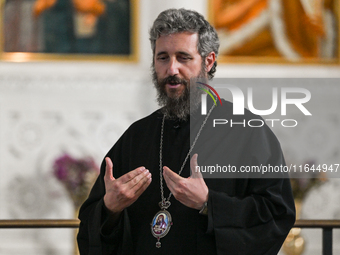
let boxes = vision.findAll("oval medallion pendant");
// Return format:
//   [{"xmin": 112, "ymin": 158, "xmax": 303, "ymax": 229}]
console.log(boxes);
[{"xmin": 151, "ymin": 209, "xmax": 172, "ymax": 248}]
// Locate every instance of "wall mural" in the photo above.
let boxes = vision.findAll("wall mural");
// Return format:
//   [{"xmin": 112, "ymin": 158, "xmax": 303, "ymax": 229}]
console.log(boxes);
[{"xmin": 210, "ymin": 0, "xmax": 339, "ymax": 63}]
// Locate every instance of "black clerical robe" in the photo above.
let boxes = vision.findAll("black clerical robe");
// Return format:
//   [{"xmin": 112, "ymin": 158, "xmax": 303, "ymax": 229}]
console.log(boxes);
[{"xmin": 77, "ymin": 100, "xmax": 296, "ymax": 255}]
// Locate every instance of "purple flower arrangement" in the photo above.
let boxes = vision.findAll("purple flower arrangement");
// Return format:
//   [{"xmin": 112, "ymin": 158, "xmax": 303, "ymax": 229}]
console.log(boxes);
[{"xmin": 53, "ymin": 154, "xmax": 100, "ymax": 208}]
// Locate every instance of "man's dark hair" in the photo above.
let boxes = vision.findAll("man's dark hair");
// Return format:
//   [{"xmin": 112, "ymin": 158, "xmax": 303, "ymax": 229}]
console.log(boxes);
[{"xmin": 149, "ymin": 8, "xmax": 220, "ymax": 79}]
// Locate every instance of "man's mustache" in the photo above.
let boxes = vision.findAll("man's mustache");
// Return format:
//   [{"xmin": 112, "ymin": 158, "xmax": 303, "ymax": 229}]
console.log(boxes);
[{"xmin": 159, "ymin": 76, "xmax": 188, "ymax": 87}]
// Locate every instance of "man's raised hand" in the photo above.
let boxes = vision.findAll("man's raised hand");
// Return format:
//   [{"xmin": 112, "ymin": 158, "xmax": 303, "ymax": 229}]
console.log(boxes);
[
  {"xmin": 162, "ymin": 154, "xmax": 208, "ymax": 210},
  {"xmin": 103, "ymin": 157, "xmax": 152, "ymax": 214}
]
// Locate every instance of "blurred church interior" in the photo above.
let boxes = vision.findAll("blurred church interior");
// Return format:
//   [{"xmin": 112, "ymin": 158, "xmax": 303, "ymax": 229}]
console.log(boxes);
[{"xmin": 0, "ymin": 0, "xmax": 340, "ymax": 254}]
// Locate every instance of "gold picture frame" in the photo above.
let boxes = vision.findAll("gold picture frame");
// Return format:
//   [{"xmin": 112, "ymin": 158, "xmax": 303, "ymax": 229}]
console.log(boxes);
[
  {"xmin": 0, "ymin": 0, "xmax": 139, "ymax": 62},
  {"xmin": 208, "ymin": 0, "xmax": 340, "ymax": 64}
]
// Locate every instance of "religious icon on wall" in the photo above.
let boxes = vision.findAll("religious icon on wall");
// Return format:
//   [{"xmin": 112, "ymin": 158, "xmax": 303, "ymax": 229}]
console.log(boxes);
[
  {"xmin": 1, "ymin": 0, "xmax": 137, "ymax": 60},
  {"xmin": 209, "ymin": 0, "xmax": 339, "ymax": 63}
]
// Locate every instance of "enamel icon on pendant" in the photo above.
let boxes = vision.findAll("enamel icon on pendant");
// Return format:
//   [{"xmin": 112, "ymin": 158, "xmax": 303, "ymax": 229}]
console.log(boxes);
[{"xmin": 151, "ymin": 209, "xmax": 172, "ymax": 248}]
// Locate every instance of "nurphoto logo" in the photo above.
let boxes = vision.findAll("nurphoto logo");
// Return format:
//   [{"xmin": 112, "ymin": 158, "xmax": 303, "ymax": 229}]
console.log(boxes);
[{"xmin": 198, "ymin": 80, "xmax": 312, "ymax": 128}]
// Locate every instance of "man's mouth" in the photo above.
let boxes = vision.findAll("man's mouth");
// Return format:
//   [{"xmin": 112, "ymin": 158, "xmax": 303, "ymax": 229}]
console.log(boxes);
[
  {"xmin": 160, "ymin": 76, "xmax": 187, "ymax": 91},
  {"xmin": 166, "ymin": 83, "xmax": 182, "ymax": 88}
]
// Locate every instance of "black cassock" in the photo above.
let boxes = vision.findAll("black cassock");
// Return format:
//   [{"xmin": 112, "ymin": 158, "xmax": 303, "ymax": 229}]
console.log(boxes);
[{"xmin": 77, "ymin": 100, "xmax": 295, "ymax": 255}]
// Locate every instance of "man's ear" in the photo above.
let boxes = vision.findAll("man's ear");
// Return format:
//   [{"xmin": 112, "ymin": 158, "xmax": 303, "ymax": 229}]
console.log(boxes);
[{"xmin": 205, "ymin": 52, "xmax": 216, "ymax": 73}]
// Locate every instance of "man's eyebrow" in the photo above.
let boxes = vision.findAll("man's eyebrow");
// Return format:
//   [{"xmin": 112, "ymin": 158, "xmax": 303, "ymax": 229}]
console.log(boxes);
[
  {"xmin": 156, "ymin": 51, "xmax": 193, "ymax": 57},
  {"xmin": 177, "ymin": 51, "xmax": 192, "ymax": 56},
  {"xmin": 156, "ymin": 51, "xmax": 168, "ymax": 56}
]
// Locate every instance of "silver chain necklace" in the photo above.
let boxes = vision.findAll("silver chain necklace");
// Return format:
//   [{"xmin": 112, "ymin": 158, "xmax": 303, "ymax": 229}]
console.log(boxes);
[{"xmin": 151, "ymin": 103, "xmax": 215, "ymax": 248}]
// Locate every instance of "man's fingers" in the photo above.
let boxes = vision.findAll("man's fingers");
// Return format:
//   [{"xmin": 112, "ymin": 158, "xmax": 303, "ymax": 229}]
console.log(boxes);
[
  {"xmin": 163, "ymin": 166, "xmax": 182, "ymax": 193},
  {"xmin": 122, "ymin": 171, "xmax": 151, "ymax": 203},
  {"xmin": 104, "ymin": 157, "xmax": 115, "ymax": 181},
  {"xmin": 190, "ymin": 154, "xmax": 203, "ymax": 178},
  {"xmin": 119, "ymin": 166, "xmax": 146, "ymax": 183},
  {"xmin": 163, "ymin": 166, "xmax": 182, "ymax": 183},
  {"xmin": 126, "ymin": 169, "xmax": 151, "ymax": 188},
  {"xmin": 133, "ymin": 172, "xmax": 152, "ymax": 197}
]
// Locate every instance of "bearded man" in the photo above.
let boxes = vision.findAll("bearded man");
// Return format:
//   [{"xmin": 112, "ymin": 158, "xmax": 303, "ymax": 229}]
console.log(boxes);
[{"xmin": 77, "ymin": 8, "xmax": 295, "ymax": 255}]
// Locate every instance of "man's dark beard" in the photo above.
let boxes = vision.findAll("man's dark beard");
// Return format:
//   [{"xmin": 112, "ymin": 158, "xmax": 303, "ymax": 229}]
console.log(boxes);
[{"xmin": 152, "ymin": 67, "xmax": 205, "ymax": 121}]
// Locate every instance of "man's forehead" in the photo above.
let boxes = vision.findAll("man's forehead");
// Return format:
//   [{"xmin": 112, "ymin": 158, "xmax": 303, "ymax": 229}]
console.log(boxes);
[{"xmin": 155, "ymin": 32, "xmax": 199, "ymax": 54}]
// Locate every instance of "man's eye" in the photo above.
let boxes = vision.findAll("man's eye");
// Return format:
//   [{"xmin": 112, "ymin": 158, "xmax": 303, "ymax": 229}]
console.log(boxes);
[
  {"xmin": 157, "ymin": 56, "xmax": 168, "ymax": 61},
  {"xmin": 179, "ymin": 56, "xmax": 191, "ymax": 61}
]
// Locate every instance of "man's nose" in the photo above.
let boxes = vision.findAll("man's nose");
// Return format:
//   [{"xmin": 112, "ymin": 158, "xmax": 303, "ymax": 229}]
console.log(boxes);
[{"xmin": 166, "ymin": 58, "xmax": 180, "ymax": 76}]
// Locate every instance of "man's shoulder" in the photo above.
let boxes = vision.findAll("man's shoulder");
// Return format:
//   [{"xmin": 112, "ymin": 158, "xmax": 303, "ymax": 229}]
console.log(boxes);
[
  {"xmin": 126, "ymin": 109, "xmax": 162, "ymax": 132},
  {"xmin": 217, "ymin": 99, "xmax": 279, "ymax": 140}
]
